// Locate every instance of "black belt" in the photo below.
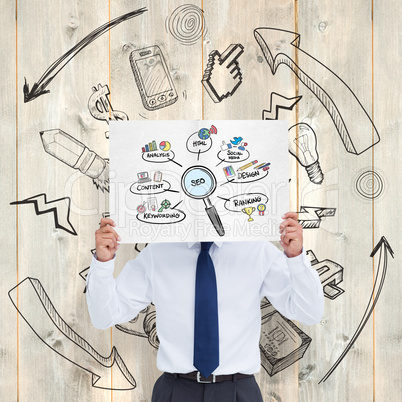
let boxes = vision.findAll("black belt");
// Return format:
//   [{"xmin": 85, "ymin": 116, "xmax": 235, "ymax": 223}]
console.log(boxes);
[{"xmin": 169, "ymin": 371, "xmax": 253, "ymax": 383}]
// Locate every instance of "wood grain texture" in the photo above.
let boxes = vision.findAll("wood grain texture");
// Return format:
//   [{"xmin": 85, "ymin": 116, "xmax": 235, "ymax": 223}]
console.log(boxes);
[
  {"xmin": 0, "ymin": 0, "xmax": 400, "ymax": 401},
  {"xmin": 372, "ymin": 0, "xmax": 401, "ymax": 400},
  {"xmin": 1, "ymin": 1, "xmax": 17, "ymax": 401},
  {"xmin": 296, "ymin": 2, "xmax": 375, "ymax": 401}
]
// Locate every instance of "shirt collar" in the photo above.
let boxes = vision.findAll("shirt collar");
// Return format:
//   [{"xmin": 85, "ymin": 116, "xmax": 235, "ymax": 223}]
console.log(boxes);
[{"xmin": 187, "ymin": 242, "xmax": 223, "ymax": 248}]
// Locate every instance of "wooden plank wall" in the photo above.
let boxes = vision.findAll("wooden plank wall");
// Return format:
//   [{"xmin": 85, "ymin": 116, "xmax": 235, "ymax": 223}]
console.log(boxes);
[{"xmin": 1, "ymin": 0, "xmax": 400, "ymax": 401}]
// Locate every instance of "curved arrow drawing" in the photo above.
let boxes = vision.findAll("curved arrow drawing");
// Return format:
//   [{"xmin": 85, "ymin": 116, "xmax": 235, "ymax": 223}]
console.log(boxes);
[
  {"xmin": 254, "ymin": 28, "xmax": 380, "ymax": 155},
  {"xmin": 23, "ymin": 8, "xmax": 147, "ymax": 103},
  {"xmin": 9, "ymin": 277, "xmax": 136, "ymax": 390},
  {"xmin": 319, "ymin": 236, "xmax": 394, "ymax": 383}
]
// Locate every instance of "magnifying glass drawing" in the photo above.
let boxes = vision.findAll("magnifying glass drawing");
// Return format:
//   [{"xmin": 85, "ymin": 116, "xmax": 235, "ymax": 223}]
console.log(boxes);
[{"xmin": 181, "ymin": 165, "xmax": 225, "ymax": 236}]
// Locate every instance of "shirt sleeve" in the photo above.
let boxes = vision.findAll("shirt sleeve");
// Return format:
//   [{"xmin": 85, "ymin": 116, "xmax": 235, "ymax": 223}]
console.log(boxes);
[
  {"xmin": 86, "ymin": 247, "xmax": 153, "ymax": 330},
  {"xmin": 259, "ymin": 245, "xmax": 324, "ymax": 325}
]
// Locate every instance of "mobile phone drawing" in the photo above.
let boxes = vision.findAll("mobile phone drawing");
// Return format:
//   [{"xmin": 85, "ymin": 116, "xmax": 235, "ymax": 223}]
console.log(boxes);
[{"xmin": 130, "ymin": 46, "xmax": 178, "ymax": 111}]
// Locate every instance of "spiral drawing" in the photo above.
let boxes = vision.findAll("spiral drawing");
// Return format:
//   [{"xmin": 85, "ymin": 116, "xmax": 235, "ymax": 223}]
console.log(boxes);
[
  {"xmin": 354, "ymin": 170, "xmax": 384, "ymax": 200},
  {"xmin": 166, "ymin": 4, "xmax": 206, "ymax": 45}
]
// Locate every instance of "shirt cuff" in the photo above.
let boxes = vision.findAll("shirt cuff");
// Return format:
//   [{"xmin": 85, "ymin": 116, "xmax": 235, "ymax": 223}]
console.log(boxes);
[
  {"xmin": 284, "ymin": 248, "xmax": 310, "ymax": 274},
  {"xmin": 89, "ymin": 253, "xmax": 116, "ymax": 277}
]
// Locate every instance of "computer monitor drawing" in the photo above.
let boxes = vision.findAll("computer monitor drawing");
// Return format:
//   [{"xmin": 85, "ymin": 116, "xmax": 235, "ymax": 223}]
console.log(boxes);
[{"xmin": 137, "ymin": 171, "xmax": 151, "ymax": 183}]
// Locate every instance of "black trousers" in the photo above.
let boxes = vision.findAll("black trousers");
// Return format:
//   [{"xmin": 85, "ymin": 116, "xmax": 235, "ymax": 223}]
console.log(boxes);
[{"xmin": 151, "ymin": 372, "xmax": 264, "ymax": 402}]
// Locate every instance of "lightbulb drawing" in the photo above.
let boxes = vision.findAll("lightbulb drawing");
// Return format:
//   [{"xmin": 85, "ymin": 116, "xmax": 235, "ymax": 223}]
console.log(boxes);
[{"xmin": 288, "ymin": 123, "xmax": 323, "ymax": 184}]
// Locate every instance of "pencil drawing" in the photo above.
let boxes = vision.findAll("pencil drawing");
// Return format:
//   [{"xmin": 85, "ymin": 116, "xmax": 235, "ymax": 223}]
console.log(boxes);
[{"xmin": 40, "ymin": 129, "xmax": 109, "ymax": 193}]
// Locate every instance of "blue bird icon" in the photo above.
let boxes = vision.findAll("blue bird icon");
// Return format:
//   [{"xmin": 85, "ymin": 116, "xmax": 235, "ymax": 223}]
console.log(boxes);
[{"xmin": 230, "ymin": 136, "xmax": 243, "ymax": 146}]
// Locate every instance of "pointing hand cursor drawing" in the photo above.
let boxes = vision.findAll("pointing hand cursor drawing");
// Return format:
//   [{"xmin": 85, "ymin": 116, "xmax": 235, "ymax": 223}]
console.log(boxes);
[{"xmin": 202, "ymin": 44, "xmax": 244, "ymax": 103}]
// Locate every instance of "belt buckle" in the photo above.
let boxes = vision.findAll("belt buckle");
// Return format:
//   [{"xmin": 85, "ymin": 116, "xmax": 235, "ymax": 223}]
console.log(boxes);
[{"xmin": 196, "ymin": 371, "xmax": 216, "ymax": 383}]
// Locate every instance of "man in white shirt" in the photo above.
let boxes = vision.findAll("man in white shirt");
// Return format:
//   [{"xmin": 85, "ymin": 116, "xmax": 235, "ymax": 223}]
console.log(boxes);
[{"xmin": 86, "ymin": 212, "xmax": 324, "ymax": 401}]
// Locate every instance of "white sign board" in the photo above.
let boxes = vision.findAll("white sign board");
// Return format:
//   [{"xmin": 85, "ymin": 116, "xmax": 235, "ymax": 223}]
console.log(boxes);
[{"xmin": 109, "ymin": 120, "xmax": 289, "ymax": 243}]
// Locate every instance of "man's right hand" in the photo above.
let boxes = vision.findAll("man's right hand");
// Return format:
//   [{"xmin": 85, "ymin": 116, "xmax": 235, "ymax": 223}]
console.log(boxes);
[{"xmin": 95, "ymin": 218, "xmax": 120, "ymax": 262}]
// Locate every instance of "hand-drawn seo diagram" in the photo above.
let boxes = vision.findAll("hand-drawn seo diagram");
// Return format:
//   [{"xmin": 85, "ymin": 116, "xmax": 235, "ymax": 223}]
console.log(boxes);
[{"xmin": 109, "ymin": 120, "xmax": 289, "ymax": 242}]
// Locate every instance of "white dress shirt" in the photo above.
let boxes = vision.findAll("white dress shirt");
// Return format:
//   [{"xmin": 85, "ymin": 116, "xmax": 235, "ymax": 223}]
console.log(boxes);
[{"xmin": 86, "ymin": 241, "xmax": 324, "ymax": 375}]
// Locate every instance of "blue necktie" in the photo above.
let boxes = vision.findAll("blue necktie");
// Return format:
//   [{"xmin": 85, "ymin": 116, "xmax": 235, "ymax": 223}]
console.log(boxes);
[{"xmin": 193, "ymin": 242, "xmax": 219, "ymax": 378}]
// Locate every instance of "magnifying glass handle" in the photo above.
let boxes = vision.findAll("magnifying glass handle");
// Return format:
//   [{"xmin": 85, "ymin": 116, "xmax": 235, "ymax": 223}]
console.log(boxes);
[{"xmin": 205, "ymin": 205, "xmax": 225, "ymax": 237}]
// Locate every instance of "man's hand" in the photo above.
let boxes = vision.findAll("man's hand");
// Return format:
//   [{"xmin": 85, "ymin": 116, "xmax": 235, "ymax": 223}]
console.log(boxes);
[
  {"xmin": 279, "ymin": 212, "xmax": 303, "ymax": 258},
  {"xmin": 95, "ymin": 218, "xmax": 120, "ymax": 262}
]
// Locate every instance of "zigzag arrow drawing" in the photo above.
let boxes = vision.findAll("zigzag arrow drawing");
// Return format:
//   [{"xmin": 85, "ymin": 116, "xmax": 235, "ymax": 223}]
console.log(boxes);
[
  {"xmin": 255, "ymin": 28, "xmax": 380, "ymax": 155},
  {"xmin": 10, "ymin": 193, "xmax": 77, "ymax": 235},
  {"xmin": 262, "ymin": 92, "xmax": 302, "ymax": 120},
  {"xmin": 297, "ymin": 206, "xmax": 336, "ymax": 229},
  {"xmin": 9, "ymin": 277, "xmax": 136, "ymax": 390},
  {"xmin": 23, "ymin": 8, "xmax": 147, "ymax": 103}
]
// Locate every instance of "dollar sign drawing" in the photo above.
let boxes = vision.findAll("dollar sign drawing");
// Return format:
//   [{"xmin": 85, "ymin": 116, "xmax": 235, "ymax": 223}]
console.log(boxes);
[{"xmin": 88, "ymin": 83, "xmax": 129, "ymax": 124}]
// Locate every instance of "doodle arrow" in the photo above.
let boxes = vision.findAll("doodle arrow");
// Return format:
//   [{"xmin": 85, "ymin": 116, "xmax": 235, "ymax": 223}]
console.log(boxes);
[
  {"xmin": 10, "ymin": 193, "xmax": 77, "ymax": 236},
  {"xmin": 254, "ymin": 28, "xmax": 380, "ymax": 155},
  {"xmin": 23, "ymin": 8, "xmax": 147, "ymax": 103},
  {"xmin": 297, "ymin": 206, "xmax": 336, "ymax": 229},
  {"xmin": 319, "ymin": 236, "xmax": 394, "ymax": 383},
  {"xmin": 9, "ymin": 277, "xmax": 136, "ymax": 390}
]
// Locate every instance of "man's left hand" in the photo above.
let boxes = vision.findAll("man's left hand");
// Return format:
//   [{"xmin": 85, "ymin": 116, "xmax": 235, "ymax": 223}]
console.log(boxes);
[{"xmin": 279, "ymin": 212, "xmax": 303, "ymax": 258}]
